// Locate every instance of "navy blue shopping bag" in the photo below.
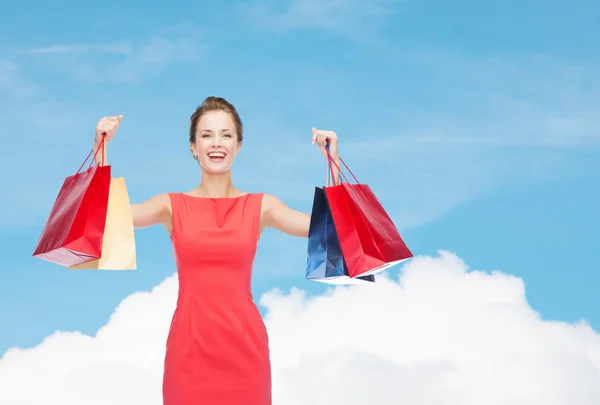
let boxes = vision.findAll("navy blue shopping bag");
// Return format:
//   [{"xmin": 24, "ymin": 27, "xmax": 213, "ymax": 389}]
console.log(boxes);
[{"xmin": 306, "ymin": 186, "xmax": 375, "ymax": 284}]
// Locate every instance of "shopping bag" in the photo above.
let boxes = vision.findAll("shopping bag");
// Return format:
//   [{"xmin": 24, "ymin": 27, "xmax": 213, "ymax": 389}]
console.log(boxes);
[
  {"xmin": 69, "ymin": 177, "xmax": 136, "ymax": 270},
  {"xmin": 32, "ymin": 137, "xmax": 111, "ymax": 267},
  {"xmin": 306, "ymin": 186, "xmax": 374, "ymax": 285},
  {"xmin": 324, "ymin": 152, "xmax": 413, "ymax": 278}
]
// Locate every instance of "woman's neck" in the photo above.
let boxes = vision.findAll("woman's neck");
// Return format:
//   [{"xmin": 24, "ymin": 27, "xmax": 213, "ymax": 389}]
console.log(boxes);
[{"xmin": 195, "ymin": 172, "xmax": 237, "ymax": 198}]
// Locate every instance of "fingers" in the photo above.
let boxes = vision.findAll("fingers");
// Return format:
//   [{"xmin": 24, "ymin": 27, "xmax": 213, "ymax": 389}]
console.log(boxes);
[
  {"xmin": 97, "ymin": 115, "xmax": 122, "ymax": 134},
  {"xmin": 105, "ymin": 115, "xmax": 122, "ymax": 126},
  {"xmin": 319, "ymin": 133, "xmax": 327, "ymax": 148},
  {"xmin": 95, "ymin": 115, "xmax": 123, "ymax": 146},
  {"xmin": 311, "ymin": 128, "xmax": 337, "ymax": 148}
]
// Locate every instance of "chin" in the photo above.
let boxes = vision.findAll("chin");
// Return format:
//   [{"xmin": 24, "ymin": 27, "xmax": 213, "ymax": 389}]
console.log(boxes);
[{"xmin": 199, "ymin": 159, "xmax": 234, "ymax": 174}]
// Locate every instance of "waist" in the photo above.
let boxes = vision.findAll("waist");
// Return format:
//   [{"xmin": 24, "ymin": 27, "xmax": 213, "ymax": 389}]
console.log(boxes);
[{"xmin": 177, "ymin": 278, "xmax": 252, "ymax": 298}]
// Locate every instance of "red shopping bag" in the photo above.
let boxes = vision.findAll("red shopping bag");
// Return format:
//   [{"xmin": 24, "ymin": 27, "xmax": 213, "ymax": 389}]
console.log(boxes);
[
  {"xmin": 324, "ymin": 152, "xmax": 413, "ymax": 278},
  {"xmin": 32, "ymin": 137, "xmax": 111, "ymax": 267}
]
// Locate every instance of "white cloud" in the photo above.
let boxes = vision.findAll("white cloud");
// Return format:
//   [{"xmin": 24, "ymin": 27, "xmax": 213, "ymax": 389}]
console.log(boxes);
[
  {"xmin": 0, "ymin": 60, "xmax": 19, "ymax": 90},
  {"xmin": 72, "ymin": 37, "xmax": 203, "ymax": 83},
  {"xmin": 18, "ymin": 42, "xmax": 133, "ymax": 55},
  {"xmin": 398, "ymin": 50, "xmax": 600, "ymax": 146},
  {"xmin": 2, "ymin": 251, "xmax": 600, "ymax": 404},
  {"xmin": 17, "ymin": 22, "xmax": 206, "ymax": 83},
  {"xmin": 235, "ymin": 0, "xmax": 404, "ymax": 40},
  {"xmin": 0, "ymin": 59, "xmax": 37, "ymax": 97}
]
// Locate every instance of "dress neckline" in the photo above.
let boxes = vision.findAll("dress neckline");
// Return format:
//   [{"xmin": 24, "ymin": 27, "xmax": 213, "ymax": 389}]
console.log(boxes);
[{"xmin": 180, "ymin": 192, "xmax": 251, "ymax": 200}]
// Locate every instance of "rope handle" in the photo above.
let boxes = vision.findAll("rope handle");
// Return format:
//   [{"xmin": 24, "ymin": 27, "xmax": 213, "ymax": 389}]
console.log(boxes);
[
  {"xmin": 325, "ymin": 143, "xmax": 359, "ymax": 187},
  {"xmin": 77, "ymin": 133, "xmax": 106, "ymax": 174}
]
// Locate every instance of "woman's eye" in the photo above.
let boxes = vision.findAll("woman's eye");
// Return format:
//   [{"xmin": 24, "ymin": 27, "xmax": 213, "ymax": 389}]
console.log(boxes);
[
  {"xmin": 202, "ymin": 134, "xmax": 211, "ymax": 138},
  {"xmin": 223, "ymin": 134, "xmax": 232, "ymax": 138}
]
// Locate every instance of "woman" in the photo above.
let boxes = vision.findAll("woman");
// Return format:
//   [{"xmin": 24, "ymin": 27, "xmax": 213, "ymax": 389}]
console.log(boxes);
[{"xmin": 93, "ymin": 96, "xmax": 341, "ymax": 405}]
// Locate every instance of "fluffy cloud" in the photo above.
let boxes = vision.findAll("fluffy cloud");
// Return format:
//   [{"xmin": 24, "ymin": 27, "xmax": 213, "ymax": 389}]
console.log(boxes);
[{"xmin": 2, "ymin": 251, "xmax": 600, "ymax": 404}]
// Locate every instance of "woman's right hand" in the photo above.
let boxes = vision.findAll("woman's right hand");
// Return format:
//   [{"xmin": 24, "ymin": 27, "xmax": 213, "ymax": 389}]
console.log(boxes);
[{"xmin": 95, "ymin": 115, "xmax": 123, "ymax": 146}]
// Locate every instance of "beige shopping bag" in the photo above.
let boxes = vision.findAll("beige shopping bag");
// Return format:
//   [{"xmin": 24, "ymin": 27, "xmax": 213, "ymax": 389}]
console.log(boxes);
[{"xmin": 69, "ymin": 177, "xmax": 136, "ymax": 270}]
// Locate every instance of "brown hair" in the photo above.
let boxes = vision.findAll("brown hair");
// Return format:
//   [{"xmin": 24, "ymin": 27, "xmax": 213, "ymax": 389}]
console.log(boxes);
[{"xmin": 189, "ymin": 96, "xmax": 244, "ymax": 144}]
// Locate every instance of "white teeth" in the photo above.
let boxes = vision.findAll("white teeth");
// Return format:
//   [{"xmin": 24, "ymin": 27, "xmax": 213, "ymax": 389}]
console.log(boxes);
[{"xmin": 208, "ymin": 152, "xmax": 226, "ymax": 158}]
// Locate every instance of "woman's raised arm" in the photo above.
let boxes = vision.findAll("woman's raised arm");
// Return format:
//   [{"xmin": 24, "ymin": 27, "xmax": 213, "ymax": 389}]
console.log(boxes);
[
  {"xmin": 92, "ymin": 115, "xmax": 172, "ymax": 231},
  {"xmin": 131, "ymin": 194, "xmax": 172, "ymax": 230},
  {"xmin": 262, "ymin": 128, "xmax": 341, "ymax": 238}
]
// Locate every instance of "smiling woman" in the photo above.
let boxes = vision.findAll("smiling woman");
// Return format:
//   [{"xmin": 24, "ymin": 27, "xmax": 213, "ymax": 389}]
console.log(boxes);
[
  {"xmin": 189, "ymin": 97, "xmax": 243, "ymax": 173},
  {"xmin": 91, "ymin": 95, "xmax": 341, "ymax": 405}
]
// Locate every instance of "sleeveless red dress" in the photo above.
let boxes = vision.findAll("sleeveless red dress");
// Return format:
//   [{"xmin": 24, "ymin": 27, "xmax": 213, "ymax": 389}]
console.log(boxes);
[{"xmin": 163, "ymin": 192, "xmax": 271, "ymax": 405}]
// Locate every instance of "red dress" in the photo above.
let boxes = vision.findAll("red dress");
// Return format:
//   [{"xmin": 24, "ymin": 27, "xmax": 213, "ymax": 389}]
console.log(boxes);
[{"xmin": 163, "ymin": 192, "xmax": 271, "ymax": 405}]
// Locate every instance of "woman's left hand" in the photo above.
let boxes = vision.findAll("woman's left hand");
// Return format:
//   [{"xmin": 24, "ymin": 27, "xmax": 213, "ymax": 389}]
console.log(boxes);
[{"xmin": 312, "ymin": 127, "xmax": 339, "ymax": 160}]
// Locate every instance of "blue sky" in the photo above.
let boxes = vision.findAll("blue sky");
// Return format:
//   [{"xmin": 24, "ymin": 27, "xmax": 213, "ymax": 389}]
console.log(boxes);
[{"xmin": 1, "ymin": 0, "xmax": 599, "ymax": 357}]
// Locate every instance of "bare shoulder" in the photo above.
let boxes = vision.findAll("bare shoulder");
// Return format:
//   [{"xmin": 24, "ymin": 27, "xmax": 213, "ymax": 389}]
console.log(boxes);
[
  {"xmin": 260, "ymin": 193, "xmax": 283, "ymax": 216},
  {"xmin": 153, "ymin": 192, "xmax": 172, "ymax": 212},
  {"xmin": 140, "ymin": 192, "xmax": 172, "ymax": 213}
]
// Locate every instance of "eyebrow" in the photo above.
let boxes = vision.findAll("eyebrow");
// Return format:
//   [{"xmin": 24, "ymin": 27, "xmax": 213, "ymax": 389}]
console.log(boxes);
[{"xmin": 199, "ymin": 129, "xmax": 232, "ymax": 133}]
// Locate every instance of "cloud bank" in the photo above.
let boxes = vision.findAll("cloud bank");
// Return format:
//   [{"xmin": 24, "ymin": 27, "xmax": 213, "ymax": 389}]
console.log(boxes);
[{"xmin": 2, "ymin": 251, "xmax": 600, "ymax": 404}]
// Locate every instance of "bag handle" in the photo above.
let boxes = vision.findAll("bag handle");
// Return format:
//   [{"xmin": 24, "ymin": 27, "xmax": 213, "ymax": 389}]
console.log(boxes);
[
  {"xmin": 325, "ymin": 143, "xmax": 359, "ymax": 186},
  {"xmin": 76, "ymin": 133, "xmax": 106, "ymax": 174}
]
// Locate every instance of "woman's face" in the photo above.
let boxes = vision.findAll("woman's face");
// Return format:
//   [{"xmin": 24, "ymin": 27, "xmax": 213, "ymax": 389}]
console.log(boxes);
[{"xmin": 191, "ymin": 110, "xmax": 241, "ymax": 174}]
